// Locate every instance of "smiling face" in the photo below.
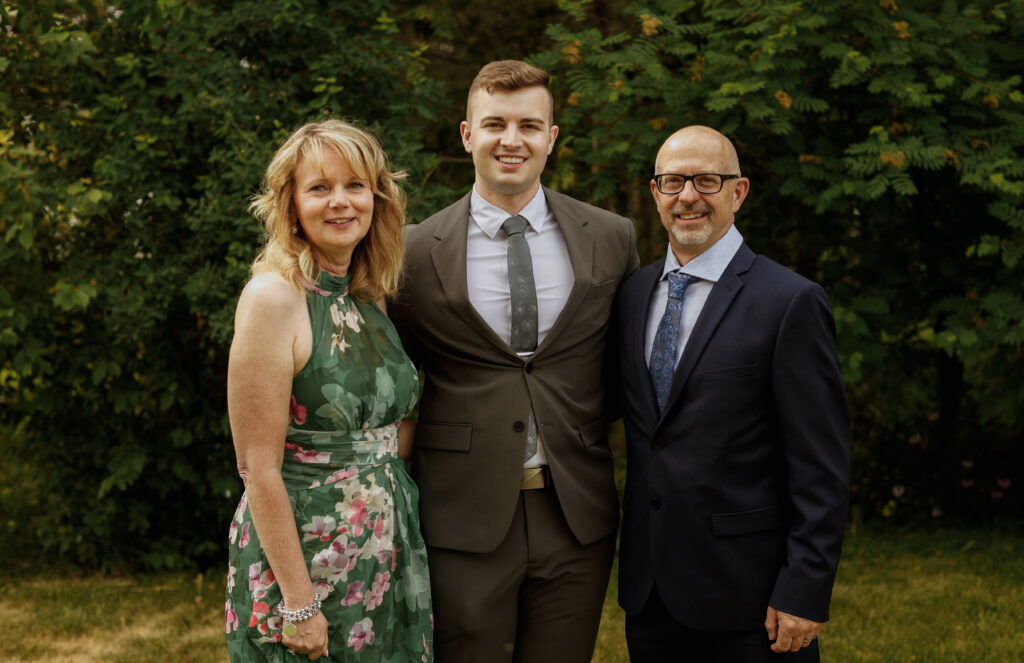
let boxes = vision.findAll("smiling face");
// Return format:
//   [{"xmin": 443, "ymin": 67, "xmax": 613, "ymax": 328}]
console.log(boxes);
[
  {"xmin": 291, "ymin": 147, "xmax": 374, "ymax": 275},
  {"xmin": 460, "ymin": 86, "xmax": 558, "ymax": 214},
  {"xmin": 652, "ymin": 126, "xmax": 750, "ymax": 265}
]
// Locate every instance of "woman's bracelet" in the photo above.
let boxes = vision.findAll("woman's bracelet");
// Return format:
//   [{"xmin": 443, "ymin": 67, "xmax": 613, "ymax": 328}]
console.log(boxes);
[{"xmin": 274, "ymin": 592, "xmax": 321, "ymax": 623}]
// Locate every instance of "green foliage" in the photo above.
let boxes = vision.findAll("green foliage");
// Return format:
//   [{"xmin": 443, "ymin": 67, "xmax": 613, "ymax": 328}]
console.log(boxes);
[
  {"xmin": 3, "ymin": 0, "xmax": 1023, "ymax": 568},
  {"xmin": 0, "ymin": 0, "xmax": 442, "ymax": 568},
  {"xmin": 535, "ymin": 0, "xmax": 1024, "ymax": 521}
]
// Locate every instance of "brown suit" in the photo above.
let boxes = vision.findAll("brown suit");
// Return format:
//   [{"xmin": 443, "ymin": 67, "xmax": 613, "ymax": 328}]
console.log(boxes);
[{"xmin": 390, "ymin": 187, "xmax": 639, "ymax": 662}]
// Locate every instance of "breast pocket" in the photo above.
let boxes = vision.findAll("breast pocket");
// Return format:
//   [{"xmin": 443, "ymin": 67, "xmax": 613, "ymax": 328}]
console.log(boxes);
[
  {"xmin": 582, "ymin": 279, "xmax": 617, "ymax": 302},
  {"xmin": 701, "ymin": 362, "xmax": 758, "ymax": 384}
]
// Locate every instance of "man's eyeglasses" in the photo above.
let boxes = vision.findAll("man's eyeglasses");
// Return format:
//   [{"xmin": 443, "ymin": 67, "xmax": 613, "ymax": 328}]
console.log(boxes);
[{"xmin": 653, "ymin": 173, "xmax": 740, "ymax": 195}]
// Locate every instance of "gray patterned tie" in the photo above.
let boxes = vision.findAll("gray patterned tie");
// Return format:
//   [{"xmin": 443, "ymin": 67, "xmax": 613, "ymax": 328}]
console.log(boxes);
[
  {"xmin": 501, "ymin": 215, "xmax": 538, "ymax": 353},
  {"xmin": 502, "ymin": 215, "xmax": 540, "ymax": 461}
]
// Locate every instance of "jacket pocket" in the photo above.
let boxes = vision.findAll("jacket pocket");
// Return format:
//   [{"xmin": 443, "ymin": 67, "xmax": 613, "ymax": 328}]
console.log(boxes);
[
  {"xmin": 710, "ymin": 505, "xmax": 782, "ymax": 537},
  {"xmin": 582, "ymin": 279, "xmax": 617, "ymax": 301},
  {"xmin": 578, "ymin": 418, "xmax": 608, "ymax": 448},
  {"xmin": 701, "ymin": 362, "xmax": 758, "ymax": 384},
  {"xmin": 415, "ymin": 421, "xmax": 472, "ymax": 452}
]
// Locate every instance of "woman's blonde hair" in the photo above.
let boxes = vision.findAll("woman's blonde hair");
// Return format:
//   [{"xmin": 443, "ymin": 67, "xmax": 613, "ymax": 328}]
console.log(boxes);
[{"xmin": 249, "ymin": 119, "xmax": 406, "ymax": 301}]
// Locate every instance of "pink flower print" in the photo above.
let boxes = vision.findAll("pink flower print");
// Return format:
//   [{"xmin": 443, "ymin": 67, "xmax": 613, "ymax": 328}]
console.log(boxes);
[
  {"xmin": 249, "ymin": 600, "xmax": 269, "ymax": 628},
  {"xmin": 232, "ymin": 492, "xmax": 248, "ymax": 524},
  {"xmin": 341, "ymin": 580, "xmax": 365, "ymax": 606},
  {"xmin": 348, "ymin": 499, "xmax": 370, "ymax": 536},
  {"xmin": 226, "ymin": 564, "xmax": 237, "ymax": 592},
  {"xmin": 228, "ymin": 521, "xmax": 239, "ymax": 544},
  {"xmin": 312, "ymin": 580, "xmax": 334, "ymax": 599},
  {"xmin": 310, "ymin": 535, "xmax": 359, "ymax": 583},
  {"xmin": 258, "ymin": 615, "xmax": 283, "ymax": 641},
  {"xmin": 239, "ymin": 522, "xmax": 251, "ymax": 548},
  {"xmin": 324, "ymin": 467, "xmax": 359, "ymax": 485},
  {"xmin": 253, "ymin": 569, "xmax": 276, "ymax": 597},
  {"xmin": 289, "ymin": 396, "xmax": 307, "ymax": 425},
  {"xmin": 363, "ymin": 571, "xmax": 391, "ymax": 611},
  {"xmin": 294, "ymin": 449, "xmax": 332, "ymax": 464},
  {"xmin": 248, "ymin": 562, "xmax": 263, "ymax": 591},
  {"xmin": 302, "ymin": 516, "xmax": 338, "ymax": 542},
  {"xmin": 225, "ymin": 600, "xmax": 239, "ymax": 633},
  {"xmin": 347, "ymin": 618, "xmax": 375, "ymax": 652},
  {"xmin": 310, "ymin": 546, "xmax": 344, "ymax": 583},
  {"xmin": 371, "ymin": 515, "xmax": 385, "ymax": 540},
  {"xmin": 997, "ymin": 477, "xmax": 1012, "ymax": 490}
]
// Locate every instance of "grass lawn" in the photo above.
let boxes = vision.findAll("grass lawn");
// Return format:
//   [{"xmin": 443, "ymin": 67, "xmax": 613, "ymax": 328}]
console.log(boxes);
[{"xmin": 1, "ymin": 524, "xmax": 1021, "ymax": 662}]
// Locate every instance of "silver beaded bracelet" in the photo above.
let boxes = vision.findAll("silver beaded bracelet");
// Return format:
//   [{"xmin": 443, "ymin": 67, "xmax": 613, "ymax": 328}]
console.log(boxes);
[{"xmin": 274, "ymin": 592, "xmax": 321, "ymax": 623}]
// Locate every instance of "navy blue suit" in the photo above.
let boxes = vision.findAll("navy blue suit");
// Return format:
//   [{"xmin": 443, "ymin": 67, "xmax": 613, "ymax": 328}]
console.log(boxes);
[{"xmin": 615, "ymin": 243, "xmax": 850, "ymax": 632}]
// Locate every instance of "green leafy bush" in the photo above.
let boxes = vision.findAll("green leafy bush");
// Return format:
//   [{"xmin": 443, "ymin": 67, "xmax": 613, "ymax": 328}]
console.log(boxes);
[
  {"xmin": 532, "ymin": 0, "xmax": 1024, "ymax": 522},
  {"xmin": 0, "ymin": 0, "xmax": 442, "ymax": 568}
]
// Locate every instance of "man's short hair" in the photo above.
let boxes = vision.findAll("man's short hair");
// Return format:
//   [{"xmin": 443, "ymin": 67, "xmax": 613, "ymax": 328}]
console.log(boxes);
[{"xmin": 466, "ymin": 60, "xmax": 553, "ymax": 122}]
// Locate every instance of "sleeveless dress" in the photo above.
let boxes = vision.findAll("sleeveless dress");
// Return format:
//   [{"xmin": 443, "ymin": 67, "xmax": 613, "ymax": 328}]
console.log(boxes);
[{"xmin": 225, "ymin": 272, "xmax": 433, "ymax": 663}]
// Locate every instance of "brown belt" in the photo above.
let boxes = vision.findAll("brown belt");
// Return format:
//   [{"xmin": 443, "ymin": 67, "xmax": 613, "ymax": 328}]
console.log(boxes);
[{"xmin": 520, "ymin": 466, "xmax": 552, "ymax": 490}]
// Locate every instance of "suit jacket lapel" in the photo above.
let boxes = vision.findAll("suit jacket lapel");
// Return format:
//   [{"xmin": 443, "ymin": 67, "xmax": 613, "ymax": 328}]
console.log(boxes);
[
  {"xmin": 658, "ymin": 244, "xmax": 755, "ymax": 424},
  {"xmin": 633, "ymin": 258, "xmax": 666, "ymax": 423},
  {"xmin": 428, "ymin": 193, "xmax": 510, "ymax": 355},
  {"xmin": 533, "ymin": 188, "xmax": 594, "ymax": 357}
]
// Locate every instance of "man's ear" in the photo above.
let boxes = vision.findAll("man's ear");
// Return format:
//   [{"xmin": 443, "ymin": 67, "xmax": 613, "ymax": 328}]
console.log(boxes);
[
  {"xmin": 546, "ymin": 124, "xmax": 559, "ymax": 155},
  {"xmin": 459, "ymin": 121, "xmax": 472, "ymax": 154}
]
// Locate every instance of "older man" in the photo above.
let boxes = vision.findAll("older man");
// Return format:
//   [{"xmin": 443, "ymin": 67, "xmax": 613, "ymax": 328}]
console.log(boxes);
[{"xmin": 614, "ymin": 125, "xmax": 850, "ymax": 662}]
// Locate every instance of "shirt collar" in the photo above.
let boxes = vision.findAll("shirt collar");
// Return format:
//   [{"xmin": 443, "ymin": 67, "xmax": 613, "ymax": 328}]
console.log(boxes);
[
  {"xmin": 469, "ymin": 186, "xmax": 549, "ymax": 239},
  {"xmin": 660, "ymin": 225, "xmax": 744, "ymax": 284}
]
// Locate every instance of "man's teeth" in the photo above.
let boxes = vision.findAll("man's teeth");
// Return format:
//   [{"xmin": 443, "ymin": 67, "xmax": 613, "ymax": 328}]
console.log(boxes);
[
  {"xmin": 676, "ymin": 213, "xmax": 705, "ymax": 220},
  {"xmin": 498, "ymin": 156, "xmax": 525, "ymax": 164}
]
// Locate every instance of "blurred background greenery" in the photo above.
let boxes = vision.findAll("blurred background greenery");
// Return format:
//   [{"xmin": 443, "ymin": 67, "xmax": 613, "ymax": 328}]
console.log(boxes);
[{"xmin": 1, "ymin": 0, "xmax": 1022, "ymax": 573}]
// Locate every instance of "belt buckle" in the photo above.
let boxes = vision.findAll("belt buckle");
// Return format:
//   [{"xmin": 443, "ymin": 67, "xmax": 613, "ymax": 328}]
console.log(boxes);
[{"xmin": 520, "ymin": 466, "xmax": 549, "ymax": 490}]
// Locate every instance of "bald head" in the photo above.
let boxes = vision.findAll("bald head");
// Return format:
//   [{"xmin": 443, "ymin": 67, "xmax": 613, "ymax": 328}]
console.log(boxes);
[
  {"xmin": 655, "ymin": 125, "xmax": 741, "ymax": 176},
  {"xmin": 650, "ymin": 124, "xmax": 750, "ymax": 265}
]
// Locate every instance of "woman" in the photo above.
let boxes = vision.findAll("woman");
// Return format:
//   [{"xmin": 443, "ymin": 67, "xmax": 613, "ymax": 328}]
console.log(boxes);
[{"xmin": 225, "ymin": 120, "xmax": 432, "ymax": 662}]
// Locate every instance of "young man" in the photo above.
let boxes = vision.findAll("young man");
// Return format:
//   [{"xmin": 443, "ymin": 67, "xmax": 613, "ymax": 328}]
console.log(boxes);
[
  {"xmin": 390, "ymin": 60, "xmax": 639, "ymax": 663},
  {"xmin": 614, "ymin": 125, "xmax": 850, "ymax": 662}
]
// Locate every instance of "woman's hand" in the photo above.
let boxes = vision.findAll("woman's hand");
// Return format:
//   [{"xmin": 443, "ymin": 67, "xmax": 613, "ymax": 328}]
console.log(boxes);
[{"xmin": 282, "ymin": 612, "xmax": 329, "ymax": 660}]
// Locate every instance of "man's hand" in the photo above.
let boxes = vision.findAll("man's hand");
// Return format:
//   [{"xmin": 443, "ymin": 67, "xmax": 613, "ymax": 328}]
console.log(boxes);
[{"xmin": 765, "ymin": 606, "xmax": 822, "ymax": 653}]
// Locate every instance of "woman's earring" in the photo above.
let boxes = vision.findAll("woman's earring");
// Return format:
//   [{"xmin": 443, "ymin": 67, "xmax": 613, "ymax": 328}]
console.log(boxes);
[{"xmin": 291, "ymin": 224, "xmax": 299, "ymax": 235}]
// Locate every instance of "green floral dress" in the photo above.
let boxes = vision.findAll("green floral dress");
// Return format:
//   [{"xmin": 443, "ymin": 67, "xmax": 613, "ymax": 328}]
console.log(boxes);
[{"xmin": 225, "ymin": 272, "xmax": 433, "ymax": 663}]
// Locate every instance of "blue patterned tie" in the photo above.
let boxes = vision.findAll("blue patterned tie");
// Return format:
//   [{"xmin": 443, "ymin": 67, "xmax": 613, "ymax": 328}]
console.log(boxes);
[{"xmin": 649, "ymin": 272, "xmax": 698, "ymax": 412}]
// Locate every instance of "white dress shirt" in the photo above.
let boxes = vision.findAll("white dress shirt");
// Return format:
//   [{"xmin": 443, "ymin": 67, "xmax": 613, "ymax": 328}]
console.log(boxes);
[
  {"xmin": 467, "ymin": 186, "xmax": 574, "ymax": 467},
  {"xmin": 645, "ymin": 225, "xmax": 744, "ymax": 367}
]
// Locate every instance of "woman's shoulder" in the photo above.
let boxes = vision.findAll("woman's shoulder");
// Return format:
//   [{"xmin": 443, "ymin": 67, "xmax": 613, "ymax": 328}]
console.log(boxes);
[{"xmin": 237, "ymin": 272, "xmax": 306, "ymax": 318}]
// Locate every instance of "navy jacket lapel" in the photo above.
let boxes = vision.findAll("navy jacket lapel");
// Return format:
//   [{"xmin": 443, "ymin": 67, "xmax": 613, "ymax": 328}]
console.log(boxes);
[
  {"xmin": 632, "ymin": 258, "xmax": 666, "ymax": 423},
  {"xmin": 657, "ymin": 244, "xmax": 755, "ymax": 425}
]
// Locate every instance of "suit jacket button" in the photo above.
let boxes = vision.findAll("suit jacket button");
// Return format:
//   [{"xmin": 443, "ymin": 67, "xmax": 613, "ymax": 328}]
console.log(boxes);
[
  {"xmin": 649, "ymin": 496, "xmax": 661, "ymax": 510},
  {"xmin": 653, "ymin": 437, "xmax": 665, "ymax": 450},
  {"xmin": 513, "ymin": 421, "xmax": 525, "ymax": 432},
  {"xmin": 524, "ymin": 363, "xmax": 534, "ymax": 374}
]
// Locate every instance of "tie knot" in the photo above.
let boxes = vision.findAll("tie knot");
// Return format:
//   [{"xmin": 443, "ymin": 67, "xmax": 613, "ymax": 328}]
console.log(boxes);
[
  {"xmin": 667, "ymin": 272, "xmax": 697, "ymax": 300},
  {"xmin": 502, "ymin": 215, "xmax": 529, "ymax": 237}
]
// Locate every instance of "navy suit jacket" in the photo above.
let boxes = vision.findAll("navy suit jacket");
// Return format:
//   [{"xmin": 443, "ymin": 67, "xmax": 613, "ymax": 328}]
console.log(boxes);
[{"xmin": 615, "ymin": 242, "xmax": 850, "ymax": 630}]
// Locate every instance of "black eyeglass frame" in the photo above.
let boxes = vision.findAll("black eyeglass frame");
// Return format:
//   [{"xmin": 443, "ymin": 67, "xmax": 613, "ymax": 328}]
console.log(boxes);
[{"xmin": 653, "ymin": 173, "xmax": 740, "ymax": 195}]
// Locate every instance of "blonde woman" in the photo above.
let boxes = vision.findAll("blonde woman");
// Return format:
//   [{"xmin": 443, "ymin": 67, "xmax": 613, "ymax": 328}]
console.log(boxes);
[{"xmin": 224, "ymin": 120, "xmax": 432, "ymax": 662}]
